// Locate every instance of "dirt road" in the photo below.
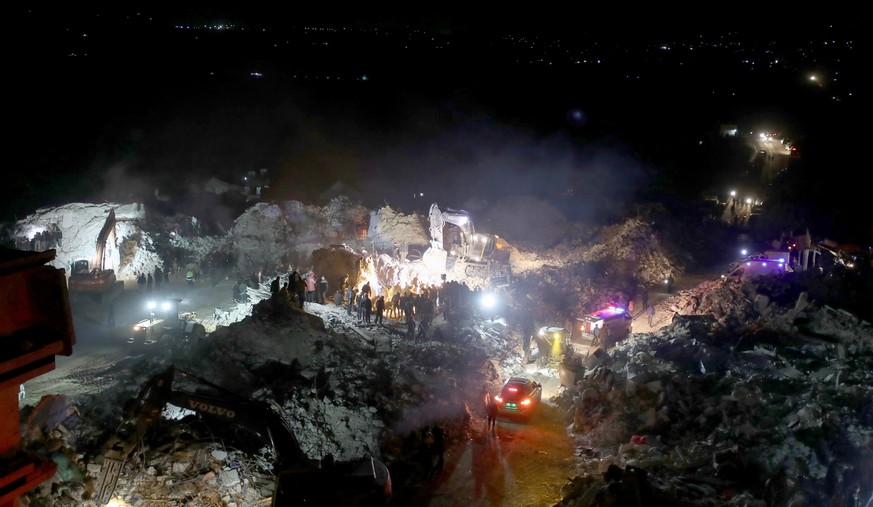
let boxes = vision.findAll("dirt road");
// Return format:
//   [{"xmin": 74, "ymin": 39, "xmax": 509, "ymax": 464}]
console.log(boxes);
[
  {"xmin": 393, "ymin": 403, "xmax": 576, "ymax": 507},
  {"xmin": 19, "ymin": 277, "xmax": 240, "ymax": 409}
]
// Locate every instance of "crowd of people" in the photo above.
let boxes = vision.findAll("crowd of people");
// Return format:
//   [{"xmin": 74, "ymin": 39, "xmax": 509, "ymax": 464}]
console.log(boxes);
[
  {"xmin": 12, "ymin": 224, "xmax": 63, "ymax": 252},
  {"xmin": 255, "ymin": 258, "xmax": 491, "ymax": 343}
]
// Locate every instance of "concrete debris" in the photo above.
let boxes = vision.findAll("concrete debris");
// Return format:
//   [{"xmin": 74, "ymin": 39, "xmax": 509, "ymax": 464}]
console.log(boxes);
[
  {"xmin": 555, "ymin": 286, "xmax": 873, "ymax": 505},
  {"xmin": 11, "ymin": 198, "xmax": 873, "ymax": 506}
]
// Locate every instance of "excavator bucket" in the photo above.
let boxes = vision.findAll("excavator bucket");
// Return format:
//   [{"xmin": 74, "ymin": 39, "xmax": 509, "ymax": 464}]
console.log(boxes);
[{"xmin": 94, "ymin": 449, "xmax": 125, "ymax": 505}]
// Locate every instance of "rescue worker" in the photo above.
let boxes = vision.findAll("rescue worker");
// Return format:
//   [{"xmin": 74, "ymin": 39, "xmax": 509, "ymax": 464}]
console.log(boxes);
[
  {"xmin": 361, "ymin": 293, "xmax": 373, "ymax": 324},
  {"xmin": 346, "ymin": 287, "xmax": 358, "ymax": 316},
  {"xmin": 391, "ymin": 292, "xmax": 401, "ymax": 319},
  {"xmin": 405, "ymin": 311, "xmax": 416, "ymax": 340},
  {"xmin": 291, "ymin": 270, "xmax": 306, "ymax": 308},
  {"xmin": 646, "ymin": 303, "xmax": 656, "ymax": 327},
  {"xmin": 318, "ymin": 276, "xmax": 329, "ymax": 304},
  {"xmin": 375, "ymin": 295, "xmax": 385, "ymax": 325}
]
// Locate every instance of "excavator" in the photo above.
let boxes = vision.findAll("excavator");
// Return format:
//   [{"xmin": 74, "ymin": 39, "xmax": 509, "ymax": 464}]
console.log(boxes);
[
  {"xmin": 95, "ymin": 366, "xmax": 392, "ymax": 506},
  {"xmin": 425, "ymin": 203, "xmax": 511, "ymax": 282},
  {"xmin": 67, "ymin": 208, "xmax": 123, "ymax": 303}
]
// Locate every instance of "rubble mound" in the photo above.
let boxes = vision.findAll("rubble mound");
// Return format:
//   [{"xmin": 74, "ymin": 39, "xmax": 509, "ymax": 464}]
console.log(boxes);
[{"xmin": 556, "ymin": 287, "xmax": 873, "ymax": 505}]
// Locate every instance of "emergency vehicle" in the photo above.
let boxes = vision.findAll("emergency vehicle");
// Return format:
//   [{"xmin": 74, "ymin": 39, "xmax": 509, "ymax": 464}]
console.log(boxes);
[{"xmin": 573, "ymin": 305, "xmax": 633, "ymax": 349}]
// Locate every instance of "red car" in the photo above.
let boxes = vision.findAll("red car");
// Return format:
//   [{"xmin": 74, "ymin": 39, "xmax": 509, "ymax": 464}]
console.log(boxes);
[{"xmin": 494, "ymin": 377, "xmax": 543, "ymax": 421}]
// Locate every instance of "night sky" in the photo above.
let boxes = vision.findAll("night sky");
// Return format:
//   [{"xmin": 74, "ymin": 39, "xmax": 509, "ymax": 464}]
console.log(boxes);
[{"xmin": 7, "ymin": 7, "xmax": 869, "ymax": 242}]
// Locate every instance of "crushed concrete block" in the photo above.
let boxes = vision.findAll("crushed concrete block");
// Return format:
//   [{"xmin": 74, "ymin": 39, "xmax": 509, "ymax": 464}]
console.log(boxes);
[
  {"xmin": 644, "ymin": 380, "xmax": 662, "ymax": 396},
  {"xmin": 582, "ymin": 348, "xmax": 613, "ymax": 369},
  {"xmin": 637, "ymin": 407, "xmax": 658, "ymax": 431},
  {"xmin": 219, "ymin": 469, "xmax": 240, "ymax": 487},
  {"xmin": 809, "ymin": 368, "xmax": 836, "ymax": 381},
  {"xmin": 211, "ymin": 449, "xmax": 228, "ymax": 461},
  {"xmin": 172, "ymin": 462, "xmax": 188, "ymax": 474},
  {"xmin": 778, "ymin": 365, "xmax": 804, "ymax": 379}
]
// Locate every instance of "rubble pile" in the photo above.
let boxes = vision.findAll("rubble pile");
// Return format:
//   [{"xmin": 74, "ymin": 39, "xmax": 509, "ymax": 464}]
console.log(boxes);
[
  {"xmin": 10, "ymin": 196, "xmax": 873, "ymax": 506},
  {"xmin": 509, "ymin": 216, "xmax": 684, "ymax": 289},
  {"xmin": 555, "ymin": 283, "xmax": 873, "ymax": 506},
  {"xmin": 20, "ymin": 293, "xmax": 513, "ymax": 506},
  {"xmin": 366, "ymin": 206, "xmax": 429, "ymax": 251},
  {"xmin": 508, "ymin": 218, "xmax": 685, "ymax": 322}
]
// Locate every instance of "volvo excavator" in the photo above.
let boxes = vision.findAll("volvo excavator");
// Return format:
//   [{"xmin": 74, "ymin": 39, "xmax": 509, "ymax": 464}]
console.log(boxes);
[
  {"xmin": 424, "ymin": 203, "xmax": 511, "ymax": 283},
  {"xmin": 95, "ymin": 366, "xmax": 392, "ymax": 506},
  {"xmin": 67, "ymin": 208, "xmax": 123, "ymax": 303}
]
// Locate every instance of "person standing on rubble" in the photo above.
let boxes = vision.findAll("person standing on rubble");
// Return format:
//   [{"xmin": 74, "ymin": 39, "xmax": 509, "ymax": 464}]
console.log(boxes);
[
  {"xmin": 305, "ymin": 271, "xmax": 316, "ymax": 303},
  {"xmin": 340, "ymin": 274, "xmax": 350, "ymax": 294},
  {"xmin": 646, "ymin": 302, "xmax": 656, "ymax": 327},
  {"xmin": 347, "ymin": 286, "xmax": 358, "ymax": 316},
  {"xmin": 405, "ymin": 310, "xmax": 416, "ymax": 340},
  {"xmin": 374, "ymin": 295, "xmax": 385, "ymax": 325},
  {"xmin": 291, "ymin": 270, "xmax": 306, "ymax": 308},
  {"xmin": 361, "ymin": 293, "xmax": 373, "ymax": 324},
  {"xmin": 277, "ymin": 282, "xmax": 290, "ymax": 309},
  {"xmin": 318, "ymin": 275, "xmax": 329, "ymax": 304}
]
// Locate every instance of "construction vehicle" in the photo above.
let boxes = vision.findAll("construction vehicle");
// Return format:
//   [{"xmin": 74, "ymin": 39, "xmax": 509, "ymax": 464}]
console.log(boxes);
[
  {"xmin": 95, "ymin": 366, "xmax": 393, "ymax": 506},
  {"xmin": 1, "ymin": 247, "xmax": 77, "ymax": 505},
  {"xmin": 424, "ymin": 203, "xmax": 511, "ymax": 282},
  {"xmin": 67, "ymin": 208, "xmax": 123, "ymax": 303},
  {"xmin": 128, "ymin": 297, "xmax": 206, "ymax": 351},
  {"xmin": 571, "ymin": 305, "xmax": 633, "ymax": 350}
]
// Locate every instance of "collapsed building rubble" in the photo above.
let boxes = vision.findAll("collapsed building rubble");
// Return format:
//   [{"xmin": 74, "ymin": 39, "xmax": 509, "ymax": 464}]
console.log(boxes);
[
  {"xmin": 9, "ymin": 196, "xmax": 873, "ymax": 506},
  {"xmin": 554, "ymin": 279, "xmax": 873, "ymax": 506}
]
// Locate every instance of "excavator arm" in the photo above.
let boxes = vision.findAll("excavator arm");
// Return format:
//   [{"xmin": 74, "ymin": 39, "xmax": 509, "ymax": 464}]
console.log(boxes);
[
  {"xmin": 95, "ymin": 366, "xmax": 305, "ymax": 505},
  {"xmin": 94, "ymin": 208, "xmax": 116, "ymax": 272},
  {"xmin": 428, "ymin": 203, "xmax": 475, "ymax": 259},
  {"xmin": 94, "ymin": 366, "xmax": 391, "ymax": 506}
]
